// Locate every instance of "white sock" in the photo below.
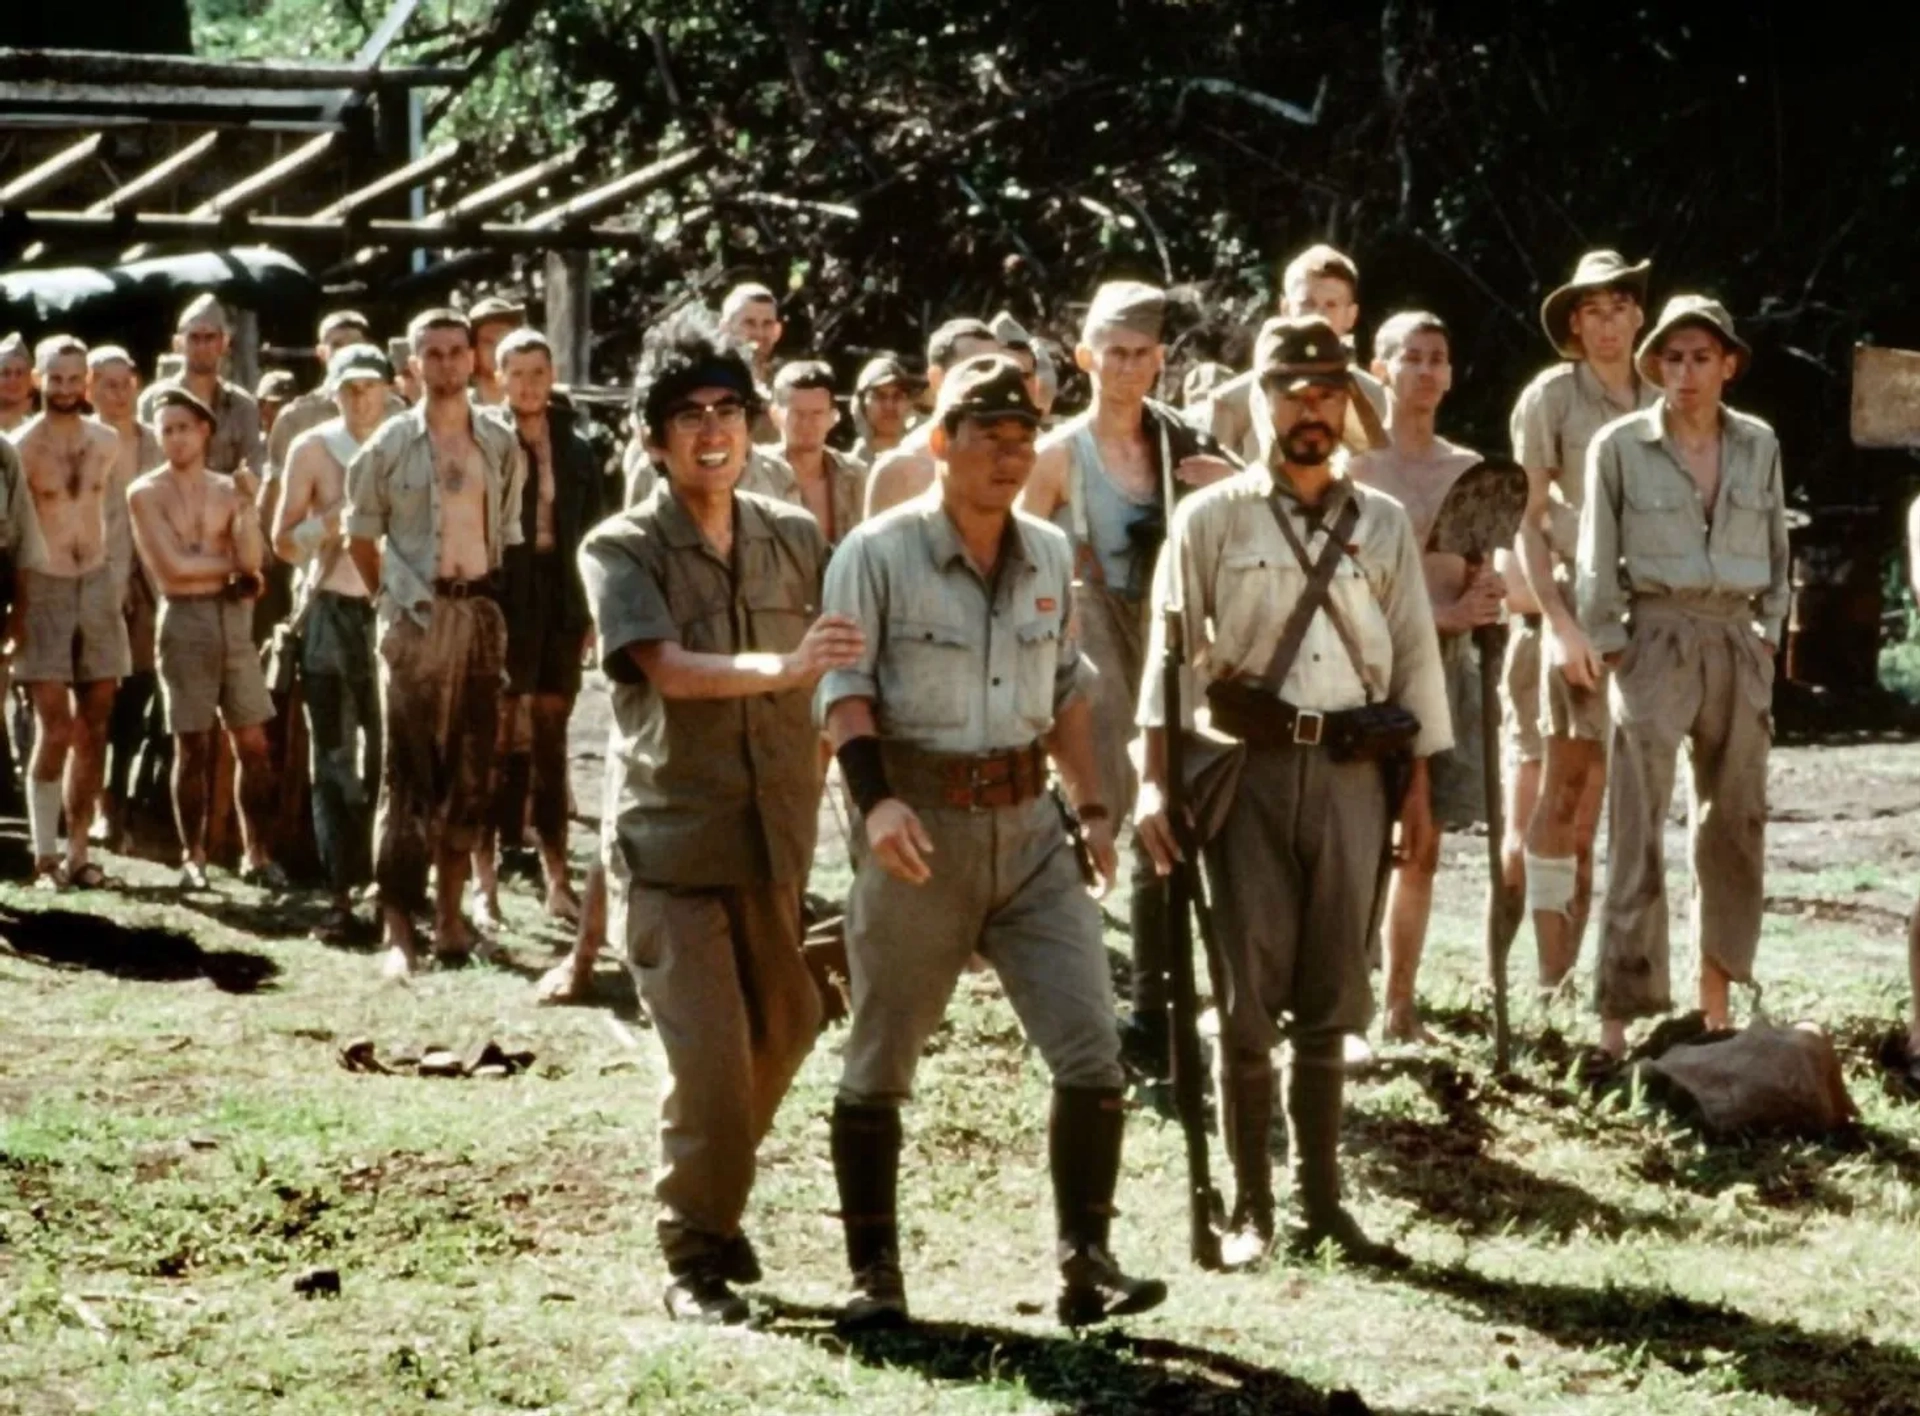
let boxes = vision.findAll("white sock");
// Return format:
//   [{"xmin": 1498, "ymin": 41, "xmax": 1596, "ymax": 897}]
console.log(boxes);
[{"xmin": 28, "ymin": 777, "xmax": 62, "ymax": 860}]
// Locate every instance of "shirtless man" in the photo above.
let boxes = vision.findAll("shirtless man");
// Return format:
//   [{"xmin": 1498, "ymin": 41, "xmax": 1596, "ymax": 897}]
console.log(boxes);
[
  {"xmin": 862, "ymin": 318, "xmax": 1004, "ymax": 518},
  {"xmin": 1350, "ymin": 313, "xmax": 1504, "ymax": 1042},
  {"xmin": 1016, "ymin": 281, "xmax": 1236, "ymax": 1079},
  {"xmin": 1190, "ymin": 245, "xmax": 1389, "ymax": 462},
  {"xmin": 273, "ymin": 344, "xmax": 394, "ymax": 940},
  {"xmin": 769, "ymin": 360, "xmax": 866, "ymax": 544},
  {"xmin": 468, "ymin": 296, "xmax": 524, "ymax": 408},
  {"xmin": 127, "ymin": 389, "xmax": 283, "ymax": 892},
  {"xmin": 11, "ymin": 337, "xmax": 128, "ymax": 887},
  {"xmin": 84, "ymin": 347, "xmax": 162, "ymax": 851},
  {"xmin": 1510, "ymin": 251, "xmax": 1656, "ymax": 995},
  {"xmin": 138, "ymin": 295, "xmax": 265, "ymax": 477},
  {"xmin": 850, "ymin": 356, "xmax": 920, "ymax": 467},
  {"xmin": 347, "ymin": 309, "xmax": 526, "ymax": 978},
  {"xmin": 0, "ymin": 334, "xmax": 34, "ymax": 433}
]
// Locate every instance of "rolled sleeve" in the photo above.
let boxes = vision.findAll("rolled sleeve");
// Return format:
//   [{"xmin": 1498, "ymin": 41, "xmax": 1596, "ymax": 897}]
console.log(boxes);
[
  {"xmin": 579, "ymin": 529, "xmax": 676, "ymax": 685},
  {"xmin": 1576, "ymin": 435, "xmax": 1629, "ymax": 656},
  {"xmin": 1380, "ymin": 513, "xmax": 1453, "ymax": 757},
  {"xmin": 1757, "ymin": 444, "xmax": 1791, "ymax": 645},
  {"xmin": 815, "ymin": 533, "xmax": 882, "ymax": 721}
]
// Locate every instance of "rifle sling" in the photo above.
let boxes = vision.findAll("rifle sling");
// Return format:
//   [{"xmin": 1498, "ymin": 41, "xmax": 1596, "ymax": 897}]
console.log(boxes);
[{"xmin": 1249, "ymin": 491, "xmax": 1367, "ymax": 700}]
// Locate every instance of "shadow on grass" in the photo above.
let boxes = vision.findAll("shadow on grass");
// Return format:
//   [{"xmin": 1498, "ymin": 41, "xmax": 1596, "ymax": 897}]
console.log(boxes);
[
  {"xmin": 1409, "ymin": 1261, "xmax": 1920, "ymax": 1416},
  {"xmin": 0, "ymin": 906, "xmax": 279, "ymax": 994},
  {"xmin": 761, "ymin": 1299, "xmax": 1475, "ymax": 1416}
]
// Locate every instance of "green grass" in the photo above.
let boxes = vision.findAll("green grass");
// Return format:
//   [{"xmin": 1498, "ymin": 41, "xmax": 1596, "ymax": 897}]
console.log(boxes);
[{"xmin": 5, "ymin": 750, "xmax": 1920, "ymax": 1415}]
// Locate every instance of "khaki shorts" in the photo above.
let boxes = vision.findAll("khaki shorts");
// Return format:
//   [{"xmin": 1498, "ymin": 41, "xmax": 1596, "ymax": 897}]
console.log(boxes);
[
  {"xmin": 1503, "ymin": 619, "xmax": 1543, "ymax": 766},
  {"xmin": 14, "ymin": 565, "xmax": 131, "ymax": 685},
  {"xmin": 156, "ymin": 593, "xmax": 275, "ymax": 735},
  {"xmin": 1542, "ymin": 654, "xmax": 1611, "ymax": 743}
]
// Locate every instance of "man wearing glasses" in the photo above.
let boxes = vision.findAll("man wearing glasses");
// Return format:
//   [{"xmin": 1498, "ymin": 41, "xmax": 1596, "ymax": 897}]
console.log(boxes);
[{"xmin": 580, "ymin": 311, "xmax": 861, "ymax": 1324}]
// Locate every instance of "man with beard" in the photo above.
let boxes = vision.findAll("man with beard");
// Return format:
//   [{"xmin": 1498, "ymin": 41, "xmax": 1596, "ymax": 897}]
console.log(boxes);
[
  {"xmin": 473, "ymin": 328, "xmax": 607, "ymax": 928},
  {"xmin": 1579, "ymin": 298, "xmax": 1786, "ymax": 1057},
  {"xmin": 1136, "ymin": 316, "xmax": 1448, "ymax": 1268},
  {"xmin": 272, "ymin": 344, "xmax": 395, "ymax": 940},
  {"xmin": 1015, "ymin": 280, "xmax": 1236, "ymax": 1077},
  {"xmin": 1351, "ymin": 312, "xmax": 1502, "ymax": 1043},
  {"xmin": 0, "ymin": 333, "xmax": 35, "ymax": 433},
  {"xmin": 861, "ymin": 318, "xmax": 1005, "ymax": 517},
  {"xmin": 346, "ymin": 310, "xmax": 526, "ymax": 977},
  {"xmin": 1191, "ymin": 245, "xmax": 1389, "ymax": 462},
  {"xmin": 128, "ymin": 389, "xmax": 283, "ymax": 891},
  {"xmin": 138, "ymin": 295, "xmax": 265, "ymax": 477},
  {"xmin": 12, "ymin": 337, "xmax": 127, "ymax": 887},
  {"xmin": 820, "ymin": 354, "xmax": 1165, "ymax": 1329},
  {"xmin": 580, "ymin": 310, "xmax": 860, "ymax": 1322},
  {"xmin": 1511, "ymin": 251, "xmax": 1658, "ymax": 997},
  {"xmin": 768, "ymin": 360, "xmax": 866, "ymax": 544},
  {"xmin": 85, "ymin": 346, "xmax": 162, "ymax": 852},
  {"xmin": 850, "ymin": 355, "xmax": 921, "ymax": 467}
]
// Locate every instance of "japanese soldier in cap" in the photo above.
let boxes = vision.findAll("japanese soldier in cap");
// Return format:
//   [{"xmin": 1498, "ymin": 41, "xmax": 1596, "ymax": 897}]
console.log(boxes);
[
  {"xmin": 1136, "ymin": 316, "xmax": 1449, "ymax": 1268},
  {"xmin": 1016, "ymin": 278, "xmax": 1236, "ymax": 1079},
  {"xmin": 1510, "ymin": 251, "xmax": 1658, "ymax": 997},
  {"xmin": 580, "ymin": 309, "xmax": 862, "ymax": 1323},
  {"xmin": 1577, "ymin": 297, "xmax": 1786, "ymax": 1057},
  {"xmin": 820, "ymin": 352, "xmax": 1166, "ymax": 1330}
]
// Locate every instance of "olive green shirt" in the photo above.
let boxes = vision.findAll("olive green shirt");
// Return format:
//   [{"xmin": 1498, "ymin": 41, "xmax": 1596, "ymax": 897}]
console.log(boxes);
[
  {"xmin": 343, "ymin": 402, "xmax": 527, "ymax": 630},
  {"xmin": 1509, "ymin": 360, "xmax": 1658, "ymax": 562},
  {"xmin": 622, "ymin": 443, "xmax": 800, "ymax": 513},
  {"xmin": 817, "ymin": 492, "xmax": 1088, "ymax": 754},
  {"xmin": 1137, "ymin": 467, "xmax": 1453, "ymax": 759},
  {"xmin": 1576, "ymin": 404, "xmax": 1791, "ymax": 657},
  {"xmin": 582, "ymin": 485, "xmax": 828, "ymax": 889}
]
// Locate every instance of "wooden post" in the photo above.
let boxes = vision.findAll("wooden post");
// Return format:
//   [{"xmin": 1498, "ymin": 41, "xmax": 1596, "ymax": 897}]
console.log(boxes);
[
  {"xmin": 230, "ymin": 307, "xmax": 261, "ymax": 392},
  {"xmin": 544, "ymin": 249, "xmax": 592, "ymax": 386}
]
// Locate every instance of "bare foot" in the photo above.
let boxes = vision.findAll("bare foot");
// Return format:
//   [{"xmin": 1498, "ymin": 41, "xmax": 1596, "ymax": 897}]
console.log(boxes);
[
  {"xmin": 1381, "ymin": 1003, "xmax": 1435, "ymax": 1047},
  {"xmin": 1598, "ymin": 1018, "xmax": 1629, "ymax": 1059},
  {"xmin": 434, "ymin": 916, "xmax": 476, "ymax": 962},
  {"xmin": 544, "ymin": 883, "xmax": 581, "ymax": 926},
  {"xmin": 472, "ymin": 893, "xmax": 503, "ymax": 934},
  {"xmin": 31, "ymin": 856, "xmax": 64, "ymax": 891},
  {"xmin": 534, "ymin": 956, "xmax": 591, "ymax": 1006}
]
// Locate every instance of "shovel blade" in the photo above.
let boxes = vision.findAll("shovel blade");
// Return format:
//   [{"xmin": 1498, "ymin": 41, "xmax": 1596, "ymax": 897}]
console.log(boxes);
[{"xmin": 1851, "ymin": 344, "xmax": 1920, "ymax": 449}]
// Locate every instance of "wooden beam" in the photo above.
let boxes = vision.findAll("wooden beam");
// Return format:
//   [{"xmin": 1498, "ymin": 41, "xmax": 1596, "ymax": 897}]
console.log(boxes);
[
  {"xmin": 0, "ymin": 48, "xmax": 463, "ymax": 91},
  {"xmin": 84, "ymin": 132, "xmax": 219, "ymax": 213},
  {"xmin": 0, "ymin": 132, "xmax": 102, "ymax": 204},
  {"xmin": 189, "ymin": 132, "xmax": 338, "ymax": 217},
  {"xmin": 432, "ymin": 147, "xmax": 584, "ymax": 224},
  {"xmin": 521, "ymin": 147, "xmax": 705, "ymax": 229},
  {"xmin": 354, "ymin": 0, "xmax": 428, "ymax": 69},
  {"xmin": 544, "ymin": 250, "xmax": 592, "ymax": 385},
  {"xmin": 15, "ymin": 209, "xmax": 667, "ymax": 253},
  {"xmin": 310, "ymin": 141, "xmax": 459, "ymax": 220},
  {"xmin": 0, "ymin": 84, "xmax": 352, "ymax": 123}
]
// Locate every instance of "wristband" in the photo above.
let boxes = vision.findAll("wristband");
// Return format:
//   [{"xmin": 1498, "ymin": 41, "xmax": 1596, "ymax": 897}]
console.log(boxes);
[{"xmin": 835, "ymin": 735, "xmax": 893, "ymax": 817}]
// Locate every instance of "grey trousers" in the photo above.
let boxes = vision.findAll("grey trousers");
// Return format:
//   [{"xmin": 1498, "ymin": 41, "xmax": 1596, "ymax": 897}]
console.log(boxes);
[{"xmin": 302, "ymin": 591, "xmax": 380, "ymax": 896}]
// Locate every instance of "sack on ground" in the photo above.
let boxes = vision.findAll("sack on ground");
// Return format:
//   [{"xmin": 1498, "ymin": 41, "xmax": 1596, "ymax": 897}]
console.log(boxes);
[{"xmin": 1636, "ymin": 1017, "xmax": 1857, "ymax": 1137}]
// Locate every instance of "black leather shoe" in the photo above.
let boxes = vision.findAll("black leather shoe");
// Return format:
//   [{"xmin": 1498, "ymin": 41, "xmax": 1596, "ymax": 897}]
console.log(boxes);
[
  {"xmin": 717, "ymin": 1232, "xmax": 762, "ymax": 1285},
  {"xmin": 1056, "ymin": 1244, "xmax": 1168, "ymax": 1327},
  {"xmin": 1289, "ymin": 1207, "xmax": 1411, "ymax": 1271},
  {"xmin": 663, "ymin": 1270, "xmax": 751, "ymax": 1325},
  {"xmin": 840, "ymin": 1255, "xmax": 909, "ymax": 1330}
]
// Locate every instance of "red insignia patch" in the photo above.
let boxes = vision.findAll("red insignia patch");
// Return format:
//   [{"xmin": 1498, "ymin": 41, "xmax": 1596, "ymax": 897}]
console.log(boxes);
[{"xmin": 1037, "ymin": 597, "xmax": 1057, "ymax": 612}]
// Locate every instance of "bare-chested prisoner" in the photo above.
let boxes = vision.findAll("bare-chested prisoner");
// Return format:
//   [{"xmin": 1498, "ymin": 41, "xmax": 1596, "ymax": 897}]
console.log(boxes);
[
  {"xmin": 346, "ymin": 310, "xmax": 526, "ymax": 979},
  {"xmin": 862, "ymin": 318, "xmax": 1004, "ymax": 518},
  {"xmin": 128, "ymin": 389, "xmax": 284, "ymax": 892},
  {"xmin": 11, "ymin": 337, "xmax": 126, "ymax": 887}
]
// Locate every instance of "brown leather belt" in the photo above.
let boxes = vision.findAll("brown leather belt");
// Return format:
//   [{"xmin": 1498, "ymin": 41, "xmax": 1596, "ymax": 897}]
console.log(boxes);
[
  {"xmin": 881, "ymin": 742, "xmax": 1048, "ymax": 811},
  {"xmin": 1207, "ymin": 682, "xmax": 1345, "ymax": 749},
  {"xmin": 433, "ymin": 577, "xmax": 495, "ymax": 600}
]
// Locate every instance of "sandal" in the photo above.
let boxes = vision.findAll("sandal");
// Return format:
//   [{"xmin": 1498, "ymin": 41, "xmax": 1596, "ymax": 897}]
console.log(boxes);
[{"xmin": 64, "ymin": 861, "xmax": 114, "ymax": 891}]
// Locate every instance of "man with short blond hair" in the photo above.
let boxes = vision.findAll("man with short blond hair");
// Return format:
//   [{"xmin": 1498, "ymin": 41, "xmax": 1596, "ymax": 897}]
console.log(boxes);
[
  {"xmin": 769, "ymin": 360, "xmax": 865, "ymax": 543},
  {"xmin": 0, "ymin": 333, "xmax": 35, "ymax": 433},
  {"xmin": 13, "ymin": 336, "xmax": 125, "ymax": 886},
  {"xmin": 347, "ymin": 309, "xmax": 526, "ymax": 977},
  {"xmin": 138, "ymin": 295, "xmax": 265, "ymax": 475}
]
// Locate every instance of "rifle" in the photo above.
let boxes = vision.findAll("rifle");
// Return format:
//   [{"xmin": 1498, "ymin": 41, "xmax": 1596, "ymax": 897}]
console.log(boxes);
[{"xmin": 1153, "ymin": 415, "xmax": 1225, "ymax": 1271}]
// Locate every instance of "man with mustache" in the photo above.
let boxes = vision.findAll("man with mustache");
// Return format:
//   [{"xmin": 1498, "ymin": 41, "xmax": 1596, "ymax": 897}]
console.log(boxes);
[
  {"xmin": 12, "ymin": 336, "xmax": 127, "ymax": 888},
  {"xmin": 1136, "ymin": 316, "xmax": 1448, "ymax": 1268},
  {"xmin": 1578, "ymin": 297, "xmax": 1786, "ymax": 1057}
]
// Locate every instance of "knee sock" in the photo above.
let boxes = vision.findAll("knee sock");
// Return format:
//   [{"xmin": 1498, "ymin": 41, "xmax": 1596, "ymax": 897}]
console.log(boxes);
[
  {"xmin": 1524, "ymin": 850, "xmax": 1578, "ymax": 918},
  {"xmin": 28, "ymin": 777, "xmax": 61, "ymax": 859}
]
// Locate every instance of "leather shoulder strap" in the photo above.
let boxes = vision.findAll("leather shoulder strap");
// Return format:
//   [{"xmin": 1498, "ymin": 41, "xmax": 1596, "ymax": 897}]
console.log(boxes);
[{"xmin": 1252, "ymin": 493, "xmax": 1361, "ymax": 694}]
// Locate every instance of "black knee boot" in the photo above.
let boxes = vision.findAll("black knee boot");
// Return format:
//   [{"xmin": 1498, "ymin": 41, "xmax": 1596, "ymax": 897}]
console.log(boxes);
[
  {"xmin": 1120, "ymin": 870, "xmax": 1171, "ymax": 1080},
  {"xmin": 830, "ymin": 1101, "xmax": 908, "ymax": 1327},
  {"xmin": 1218, "ymin": 1053, "xmax": 1276, "ymax": 1268},
  {"xmin": 1287, "ymin": 1036, "xmax": 1407, "ymax": 1269},
  {"xmin": 1051, "ymin": 1086, "xmax": 1168, "ymax": 1326}
]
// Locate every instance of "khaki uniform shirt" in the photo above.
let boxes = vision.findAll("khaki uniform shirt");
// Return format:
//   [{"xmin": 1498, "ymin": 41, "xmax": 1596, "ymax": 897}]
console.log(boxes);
[
  {"xmin": 582, "ymin": 486, "xmax": 828, "ymax": 888},
  {"xmin": 343, "ymin": 402, "xmax": 526, "ymax": 630},
  {"xmin": 765, "ymin": 445, "xmax": 867, "ymax": 544},
  {"xmin": 1576, "ymin": 404, "xmax": 1791, "ymax": 657},
  {"xmin": 265, "ymin": 387, "xmax": 409, "ymax": 482},
  {"xmin": 0, "ymin": 436, "xmax": 46, "ymax": 571},
  {"xmin": 817, "ymin": 493, "xmax": 1089, "ymax": 754},
  {"xmin": 1137, "ymin": 467, "xmax": 1453, "ymax": 758},
  {"xmin": 1190, "ymin": 364, "xmax": 1388, "ymax": 465},
  {"xmin": 1510, "ymin": 361, "xmax": 1658, "ymax": 562},
  {"xmin": 138, "ymin": 376, "xmax": 265, "ymax": 475}
]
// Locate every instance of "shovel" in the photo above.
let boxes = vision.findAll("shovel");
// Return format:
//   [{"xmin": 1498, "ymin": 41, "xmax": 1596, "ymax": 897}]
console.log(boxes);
[{"xmin": 1427, "ymin": 456, "xmax": 1531, "ymax": 1072}]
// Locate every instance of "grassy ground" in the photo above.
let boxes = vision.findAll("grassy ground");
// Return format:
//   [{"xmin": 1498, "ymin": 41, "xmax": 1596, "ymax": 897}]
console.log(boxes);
[{"xmin": 6, "ymin": 742, "xmax": 1920, "ymax": 1414}]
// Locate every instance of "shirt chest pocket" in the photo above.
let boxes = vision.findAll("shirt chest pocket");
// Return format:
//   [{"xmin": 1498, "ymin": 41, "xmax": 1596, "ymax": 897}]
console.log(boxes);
[
  {"xmin": 1012, "ymin": 615, "xmax": 1059, "ymax": 731},
  {"xmin": 1621, "ymin": 478, "xmax": 1699, "ymax": 561},
  {"xmin": 390, "ymin": 456, "xmax": 432, "ymax": 518},
  {"xmin": 742, "ymin": 582, "xmax": 814, "ymax": 655},
  {"xmin": 1719, "ymin": 480, "xmax": 1774, "ymax": 559},
  {"xmin": 1212, "ymin": 548, "xmax": 1293, "ymax": 664},
  {"xmin": 884, "ymin": 616, "xmax": 974, "ymax": 729}
]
